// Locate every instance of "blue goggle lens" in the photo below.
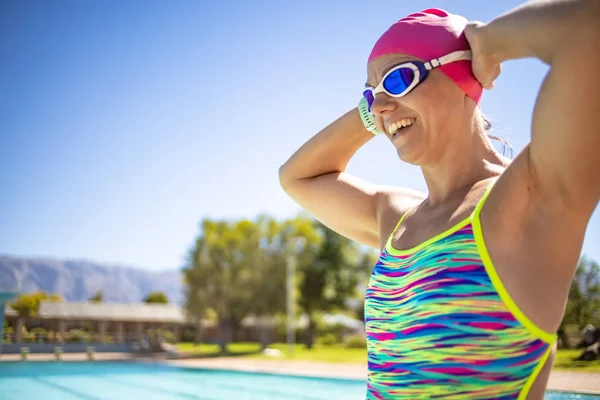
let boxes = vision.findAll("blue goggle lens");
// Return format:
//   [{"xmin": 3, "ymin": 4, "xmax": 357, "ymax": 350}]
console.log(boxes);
[
  {"xmin": 383, "ymin": 68, "xmax": 415, "ymax": 95},
  {"xmin": 363, "ymin": 67, "xmax": 416, "ymax": 112}
]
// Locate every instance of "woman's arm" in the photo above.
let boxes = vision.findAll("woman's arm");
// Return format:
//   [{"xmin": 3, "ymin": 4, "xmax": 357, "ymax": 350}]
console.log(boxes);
[
  {"xmin": 467, "ymin": 0, "xmax": 600, "ymax": 218},
  {"xmin": 279, "ymin": 108, "xmax": 422, "ymax": 248}
]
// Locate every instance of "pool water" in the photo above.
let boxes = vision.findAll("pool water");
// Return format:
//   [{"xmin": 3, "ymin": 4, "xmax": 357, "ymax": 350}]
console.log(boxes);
[{"xmin": 0, "ymin": 361, "xmax": 598, "ymax": 400}]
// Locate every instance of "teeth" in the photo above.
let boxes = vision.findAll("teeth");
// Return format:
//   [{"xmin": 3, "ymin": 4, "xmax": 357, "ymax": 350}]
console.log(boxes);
[
  {"xmin": 387, "ymin": 118, "xmax": 415, "ymax": 136},
  {"xmin": 400, "ymin": 118, "xmax": 414, "ymax": 128}
]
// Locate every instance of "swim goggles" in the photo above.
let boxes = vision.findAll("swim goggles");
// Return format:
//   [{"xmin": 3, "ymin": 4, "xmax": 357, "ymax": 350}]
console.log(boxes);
[{"xmin": 362, "ymin": 50, "xmax": 472, "ymax": 112}]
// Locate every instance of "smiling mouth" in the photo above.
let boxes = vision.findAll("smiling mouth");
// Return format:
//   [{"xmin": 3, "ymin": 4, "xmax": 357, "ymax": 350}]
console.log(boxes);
[{"xmin": 388, "ymin": 118, "xmax": 416, "ymax": 138}]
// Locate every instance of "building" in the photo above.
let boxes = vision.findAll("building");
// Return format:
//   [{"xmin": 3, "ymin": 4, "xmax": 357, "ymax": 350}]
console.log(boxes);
[
  {"xmin": 1, "ymin": 301, "xmax": 209, "ymax": 354},
  {"xmin": 1, "ymin": 298, "xmax": 364, "ymax": 355},
  {"xmin": 1, "ymin": 301, "xmax": 285, "ymax": 354},
  {"xmin": 8, "ymin": 302, "xmax": 192, "ymax": 342}
]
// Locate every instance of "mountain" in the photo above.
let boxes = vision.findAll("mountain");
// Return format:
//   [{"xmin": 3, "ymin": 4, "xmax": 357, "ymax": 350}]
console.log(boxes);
[{"xmin": 0, "ymin": 255, "xmax": 184, "ymax": 304}]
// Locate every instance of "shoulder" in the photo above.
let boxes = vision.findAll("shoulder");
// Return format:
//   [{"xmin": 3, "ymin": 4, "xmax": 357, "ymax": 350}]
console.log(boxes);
[
  {"xmin": 484, "ymin": 145, "xmax": 590, "ymax": 229},
  {"xmin": 481, "ymin": 148, "xmax": 587, "ymax": 269},
  {"xmin": 480, "ymin": 153, "xmax": 537, "ymax": 243},
  {"xmin": 376, "ymin": 186, "xmax": 426, "ymax": 220}
]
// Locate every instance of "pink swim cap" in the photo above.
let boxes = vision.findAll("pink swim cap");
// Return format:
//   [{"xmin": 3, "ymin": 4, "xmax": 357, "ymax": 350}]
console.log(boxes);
[{"xmin": 368, "ymin": 8, "xmax": 482, "ymax": 104}]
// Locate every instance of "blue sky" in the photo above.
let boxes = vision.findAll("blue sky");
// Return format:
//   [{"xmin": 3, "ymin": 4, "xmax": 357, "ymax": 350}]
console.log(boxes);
[{"xmin": 1, "ymin": 0, "xmax": 598, "ymax": 271}]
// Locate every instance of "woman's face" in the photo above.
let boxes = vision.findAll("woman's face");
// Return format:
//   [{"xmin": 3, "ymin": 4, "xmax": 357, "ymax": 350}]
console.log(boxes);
[{"xmin": 366, "ymin": 53, "xmax": 472, "ymax": 166}]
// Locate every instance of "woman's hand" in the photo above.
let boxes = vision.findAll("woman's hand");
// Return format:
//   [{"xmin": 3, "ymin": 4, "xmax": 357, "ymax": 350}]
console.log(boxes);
[{"xmin": 464, "ymin": 21, "xmax": 502, "ymax": 90}]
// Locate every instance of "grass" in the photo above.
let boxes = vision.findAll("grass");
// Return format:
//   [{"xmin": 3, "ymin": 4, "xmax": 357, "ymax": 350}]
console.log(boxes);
[
  {"xmin": 553, "ymin": 349, "xmax": 600, "ymax": 373},
  {"xmin": 175, "ymin": 342, "xmax": 367, "ymax": 362},
  {"xmin": 176, "ymin": 342, "xmax": 261, "ymax": 357},
  {"xmin": 248, "ymin": 343, "xmax": 367, "ymax": 363},
  {"xmin": 176, "ymin": 342, "xmax": 599, "ymax": 372}
]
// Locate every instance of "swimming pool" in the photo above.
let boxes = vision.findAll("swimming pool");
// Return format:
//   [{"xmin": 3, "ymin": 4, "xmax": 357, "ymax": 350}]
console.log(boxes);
[{"xmin": 0, "ymin": 361, "xmax": 597, "ymax": 399}]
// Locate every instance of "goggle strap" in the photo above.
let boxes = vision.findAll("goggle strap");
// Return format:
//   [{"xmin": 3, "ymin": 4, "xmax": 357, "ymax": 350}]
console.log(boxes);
[{"xmin": 424, "ymin": 50, "xmax": 472, "ymax": 71}]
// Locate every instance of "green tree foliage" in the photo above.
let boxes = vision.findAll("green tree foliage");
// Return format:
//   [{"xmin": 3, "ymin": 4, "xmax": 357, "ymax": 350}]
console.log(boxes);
[
  {"xmin": 564, "ymin": 257, "xmax": 600, "ymax": 328},
  {"xmin": 184, "ymin": 217, "xmax": 281, "ymax": 352},
  {"xmin": 559, "ymin": 256, "xmax": 600, "ymax": 347},
  {"xmin": 297, "ymin": 221, "xmax": 374, "ymax": 348},
  {"xmin": 183, "ymin": 215, "xmax": 376, "ymax": 351},
  {"xmin": 247, "ymin": 216, "xmax": 300, "ymax": 348},
  {"xmin": 143, "ymin": 291, "xmax": 169, "ymax": 304},
  {"xmin": 352, "ymin": 254, "xmax": 378, "ymax": 323},
  {"xmin": 9, "ymin": 291, "xmax": 63, "ymax": 317},
  {"xmin": 89, "ymin": 291, "xmax": 103, "ymax": 302}
]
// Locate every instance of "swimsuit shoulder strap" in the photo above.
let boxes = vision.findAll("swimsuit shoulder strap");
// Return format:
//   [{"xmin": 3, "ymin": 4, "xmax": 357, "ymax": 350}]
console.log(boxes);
[
  {"xmin": 384, "ymin": 179, "xmax": 496, "ymax": 253},
  {"xmin": 385, "ymin": 207, "xmax": 413, "ymax": 251},
  {"xmin": 472, "ymin": 179, "xmax": 497, "ymax": 221}
]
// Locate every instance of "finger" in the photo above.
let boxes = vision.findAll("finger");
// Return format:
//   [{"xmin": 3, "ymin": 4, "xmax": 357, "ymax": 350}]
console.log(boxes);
[
  {"xmin": 489, "ymin": 66, "xmax": 501, "ymax": 89},
  {"xmin": 478, "ymin": 73, "xmax": 494, "ymax": 90}
]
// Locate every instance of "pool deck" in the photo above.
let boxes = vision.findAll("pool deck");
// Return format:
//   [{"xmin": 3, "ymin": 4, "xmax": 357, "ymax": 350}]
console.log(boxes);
[
  {"xmin": 0, "ymin": 352, "xmax": 133, "ymax": 362},
  {"xmin": 167, "ymin": 357, "xmax": 600, "ymax": 395},
  {"xmin": 2, "ymin": 353, "xmax": 599, "ymax": 395}
]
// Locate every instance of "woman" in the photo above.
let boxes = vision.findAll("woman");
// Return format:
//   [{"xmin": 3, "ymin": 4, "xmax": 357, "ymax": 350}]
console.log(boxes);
[{"xmin": 279, "ymin": 0, "xmax": 599, "ymax": 399}]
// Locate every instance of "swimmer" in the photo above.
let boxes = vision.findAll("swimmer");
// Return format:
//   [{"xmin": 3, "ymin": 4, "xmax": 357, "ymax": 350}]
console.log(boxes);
[{"xmin": 279, "ymin": 1, "xmax": 600, "ymax": 398}]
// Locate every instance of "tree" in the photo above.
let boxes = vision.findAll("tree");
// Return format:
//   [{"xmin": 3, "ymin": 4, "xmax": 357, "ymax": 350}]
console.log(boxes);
[
  {"xmin": 559, "ymin": 256, "xmax": 600, "ymax": 348},
  {"xmin": 248, "ymin": 215, "xmax": 319, "ymax": 349},
  {"xmin": 184, "ymin": 256, "xmax": 212, "ymax": 346},
  {"xmin": 9, "ymin": 291, "xmax": 63, "ymax": 317},
  {"xmin": 351, "ymin": 251, "xmax": 379, "ymax": 323},
  {"xmin": 297, "ymin": 221, "xmax": 374, "ymax": 349},
  {"xmin": 144, "ymin": 292, "xmax": 169, "ymax": 304},
  {"xmin": 183, "ymin": 214, "xmax": 376, "ymax": 352},
  {"xmin": 89, "ymin": 291, "xmax": 103, "ymax": 302},
  {"xmin": 184, "ymin": 218, "xmax": 262, "ymax": 352}
]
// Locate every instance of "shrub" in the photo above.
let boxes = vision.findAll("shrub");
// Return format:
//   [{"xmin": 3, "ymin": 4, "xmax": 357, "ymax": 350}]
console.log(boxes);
[
  {"xmin": 31, "ymin": 327, "xmax": 47, "ymax": 342},
  {"xmin": 316, "ymin": 322, "xmax": 347, "ymax": 343},
  {"xmin": 344, "ymin": 334, "xmax": 367, "ymax": 348},
  {"xmin": 161, "ymin": 329, "xmax": 176, "ymax": 344},
  {"xmin": 274, "ymin": 321, "xmax": 307, "ymax": 344},
  {"xmin": 316, "ymin": 333, "xmax": 339, "ymax": 346},
  {"xmin": 3, "ymin": 326, "xmax": 14, "ymax": 343},
  {"xmin": 103, "ymin": 336, "xmax": 115, "ymax": 344},
  {"xmin": 182, "ymin": 328, "xmax": 196, "ymax": 343},
  {"xmin": 22, "ymin": 327, "xmax": 36, "ymax": 343},
  {"xmin": 66, "ymin": 329, "xmax": 90, "ymax": 343}
]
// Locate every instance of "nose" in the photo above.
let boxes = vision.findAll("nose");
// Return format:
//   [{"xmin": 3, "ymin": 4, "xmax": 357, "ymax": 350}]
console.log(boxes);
[{"xmin": 369, "ymin": 92, "xmax": 397, "ymax": 116}]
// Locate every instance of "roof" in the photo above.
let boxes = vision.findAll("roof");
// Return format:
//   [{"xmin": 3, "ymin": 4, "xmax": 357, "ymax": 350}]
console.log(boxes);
[
  {"xmin": 5, "ymin": 302, "xmax": 363, "ymax": 330},
  {"xmin": 3, "ymin": 306, "xmax": 18, "ymax": 317},
  {"xmin": 37, "ymin": 301, "xmax": 188, "ymax": 324}
]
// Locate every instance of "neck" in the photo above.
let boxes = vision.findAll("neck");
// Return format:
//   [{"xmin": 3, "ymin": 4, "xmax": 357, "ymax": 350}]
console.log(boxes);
[{"xmin": 421, "ymin": 128, "xmax": 507, "ymax": 205}]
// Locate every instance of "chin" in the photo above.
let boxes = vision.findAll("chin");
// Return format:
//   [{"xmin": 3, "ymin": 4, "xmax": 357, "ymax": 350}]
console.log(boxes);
[{"xmin": 395, "ymin": 146, "xmax": 423, "ymax": 166}]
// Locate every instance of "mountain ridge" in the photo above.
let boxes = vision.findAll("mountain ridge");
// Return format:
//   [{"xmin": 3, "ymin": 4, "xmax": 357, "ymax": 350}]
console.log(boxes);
[{"xmin": 0, "ymin": 255, "xmax": 184, "ymax": 304}]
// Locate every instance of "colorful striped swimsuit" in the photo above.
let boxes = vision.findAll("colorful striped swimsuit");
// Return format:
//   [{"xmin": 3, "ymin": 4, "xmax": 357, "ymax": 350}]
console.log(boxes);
[{"xmin": 364, "ymin": 184, "xmax": 556, "ymax": 399}]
